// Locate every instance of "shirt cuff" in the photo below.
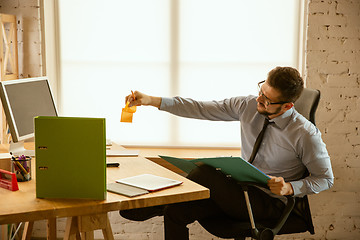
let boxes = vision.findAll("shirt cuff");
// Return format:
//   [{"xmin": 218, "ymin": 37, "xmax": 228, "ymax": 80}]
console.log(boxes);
[
  {"xmin": 159, "ymin": 97, "xmax": 174, "ymax": 110},
  {"xmin": 290, "ymin": 180, "xmax": 306, "ymax": 197}
]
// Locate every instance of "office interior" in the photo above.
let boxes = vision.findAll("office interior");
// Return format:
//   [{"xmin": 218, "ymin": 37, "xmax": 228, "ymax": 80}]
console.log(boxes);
[{"xmin": 0, "ymin": 0, "xmax": 359, "ymax": 239}]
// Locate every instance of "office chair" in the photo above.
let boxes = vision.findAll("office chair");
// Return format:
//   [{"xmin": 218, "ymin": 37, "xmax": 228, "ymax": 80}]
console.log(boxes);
[{"xmin": 198, "ymin": 88, "xmax": 320, "ymax": 240}]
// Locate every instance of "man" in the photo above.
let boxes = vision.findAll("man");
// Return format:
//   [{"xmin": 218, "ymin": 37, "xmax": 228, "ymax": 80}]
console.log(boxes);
[{"xmin": 121, "ymin": 66, "xmax": 333, "ymax": 240}]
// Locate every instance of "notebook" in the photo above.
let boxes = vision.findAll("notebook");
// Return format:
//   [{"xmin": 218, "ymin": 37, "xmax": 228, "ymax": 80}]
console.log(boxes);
[
  {"xmin": 35, "ymin": 116, "xmax": 106, "ymax": 200},
  {"xmin": 116, "ymin": 174, "xmax": 183, "ymax": 192}
]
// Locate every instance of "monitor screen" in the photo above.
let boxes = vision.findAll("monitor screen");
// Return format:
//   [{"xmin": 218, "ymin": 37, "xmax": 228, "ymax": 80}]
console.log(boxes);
[{"xmin": 0, "ymin": 77, "xmax": 58, "ymax": 143}]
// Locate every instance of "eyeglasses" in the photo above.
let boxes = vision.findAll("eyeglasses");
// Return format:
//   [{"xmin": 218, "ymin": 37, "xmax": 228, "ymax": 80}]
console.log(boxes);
[{"xmin": 257, "ymin": 80, "xmax": 289, "ymax": 106}]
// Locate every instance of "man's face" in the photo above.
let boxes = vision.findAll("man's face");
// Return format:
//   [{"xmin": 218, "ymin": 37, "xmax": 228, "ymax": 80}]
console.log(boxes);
[{"xmin": 256, "ymin": 81, "xmax": 289, "ymax": 119}]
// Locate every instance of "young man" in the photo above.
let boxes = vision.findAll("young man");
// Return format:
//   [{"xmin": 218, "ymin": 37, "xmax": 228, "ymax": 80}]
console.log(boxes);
[{"xmin": 121, "ymin": 66, "xmax": 333, "ymax": 240}]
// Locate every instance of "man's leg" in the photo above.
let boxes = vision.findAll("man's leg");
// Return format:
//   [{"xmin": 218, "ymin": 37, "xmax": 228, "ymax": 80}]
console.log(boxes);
[
  {"xmin": 187, "ymin": 163, "xmax": 284, "ymax": 220},
  {"xmin": 164, "ymin": 163, "xmax": 285, "ymax": 240},
  {"xmin": 119, "ymin": 205, "xmax": 164, "ymax": 221},
  {"xmin": 164, "ymin": 163, "xmax": 247, "ymax": 240},
  {"xmin": 164, "ymin": 198, "xmax": 223, "ymax": 240}
]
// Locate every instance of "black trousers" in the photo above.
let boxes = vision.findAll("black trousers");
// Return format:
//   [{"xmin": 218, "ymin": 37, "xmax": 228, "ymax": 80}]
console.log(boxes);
[
  {"xmin": 164, "ymin": 164, "xmax": 285, "ymax": 240},
  {"xmin": 120, "ymin": 164, "xmax": 285, "ymax": 240}
]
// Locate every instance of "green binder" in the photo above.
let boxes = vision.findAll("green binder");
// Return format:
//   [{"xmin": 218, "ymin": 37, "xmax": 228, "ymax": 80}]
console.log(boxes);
[
  {"xmin": 35, "ymin": 116, "xmax": 106, "ymax": 200},
  {"xmin": 159, "ymin": 155, "xmax": 270, "ymax": 185}
]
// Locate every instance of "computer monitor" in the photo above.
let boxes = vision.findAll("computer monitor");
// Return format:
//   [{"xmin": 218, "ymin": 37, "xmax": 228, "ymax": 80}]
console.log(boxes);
[{"xmin": 0, "ymin": 77, "xmax": 58, "ymax": 156}]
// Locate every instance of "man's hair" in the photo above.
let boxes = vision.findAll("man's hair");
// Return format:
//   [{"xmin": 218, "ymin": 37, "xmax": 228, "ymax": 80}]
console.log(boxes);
[{"xmin": 267, "ymin": 66, "xmax": 304, "ymax": 102}]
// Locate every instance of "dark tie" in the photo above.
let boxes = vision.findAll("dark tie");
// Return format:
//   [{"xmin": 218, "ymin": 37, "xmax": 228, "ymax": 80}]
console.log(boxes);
[{"xmin": 248, "ymin": 118, "xmax": 270, "ymax": 164}]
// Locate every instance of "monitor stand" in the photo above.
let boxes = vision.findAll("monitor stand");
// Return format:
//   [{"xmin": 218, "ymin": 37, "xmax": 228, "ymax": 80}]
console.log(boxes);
[{"xmin": 9, "ymin": 141, "xmax": 35, "ymax": 157}]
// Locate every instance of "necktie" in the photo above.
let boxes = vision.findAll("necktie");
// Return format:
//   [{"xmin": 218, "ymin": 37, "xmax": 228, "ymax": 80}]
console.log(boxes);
[{"xmin": 248, "ymin": 118, "xmax": 270, "ymax": 164}]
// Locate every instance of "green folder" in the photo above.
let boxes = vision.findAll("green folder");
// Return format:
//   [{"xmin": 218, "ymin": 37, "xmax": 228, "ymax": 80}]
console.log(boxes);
[
  {"xmin": 35, "ymin": 116, "xmax": 106, "ymax": 200},
  {"xmin": 159, "ymin": 155, "xmax": 270, "ymax": 185}
]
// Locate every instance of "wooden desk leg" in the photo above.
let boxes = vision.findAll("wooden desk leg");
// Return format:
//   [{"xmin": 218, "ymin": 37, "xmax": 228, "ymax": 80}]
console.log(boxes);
[
  {"xmin": 1, "ymin": 224, "xmax": 8, "ymax": 240},
  {"xmin": 77, "ymin": 213, "xmax": 114, "ymax": 240},
  {"xmin": 22, "ymin": 222, "xmax": 34, "ymax": 240},
  {"xmin": 64, "ymin": 217, "xmax": 81, "ymax": 240},
  {"xmin": 101, "ymin": 219, "xmax": 114, "ymax": 240},
  {"xmin": 47, "ymin": 218, "xmax": 56, "ymax": 240}
]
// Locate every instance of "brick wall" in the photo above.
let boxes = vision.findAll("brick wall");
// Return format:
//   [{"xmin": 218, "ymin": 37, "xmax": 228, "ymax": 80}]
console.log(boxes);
[
  {"xmin": 0, "ymin": 0, "xmax": 43, "ymax": 78},
  {"xmin": 300, "ymin": 0, "xmax": 360, "ymax": 239}
]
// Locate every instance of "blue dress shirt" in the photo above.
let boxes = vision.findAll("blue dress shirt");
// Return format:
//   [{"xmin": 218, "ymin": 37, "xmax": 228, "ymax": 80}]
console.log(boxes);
[{"xmin": 160, "ymin": 95, "xmax": 334, "ymax": 197}]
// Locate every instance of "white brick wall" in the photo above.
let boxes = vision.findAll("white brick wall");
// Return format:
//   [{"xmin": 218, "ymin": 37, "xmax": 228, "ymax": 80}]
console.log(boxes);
[
  {"xmin": 302, "ymin": 1, "xmax": 360, "ymax": 240},
  {"xmin": 0, "ymin": 0, "xmax": 43, "ymax": 78}
]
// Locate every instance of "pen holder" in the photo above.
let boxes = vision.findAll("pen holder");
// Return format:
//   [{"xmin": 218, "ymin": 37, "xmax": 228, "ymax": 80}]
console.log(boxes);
[{"xmin": 11, "ymin": 156, "xmax": 32, "ymax": 182}]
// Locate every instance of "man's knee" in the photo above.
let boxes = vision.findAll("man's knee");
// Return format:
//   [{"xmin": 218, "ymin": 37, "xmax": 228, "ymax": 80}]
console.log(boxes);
[
  {"xmin": 187, "ymin": 163, "xmax": 237, "ymax": 191},
  {"xmin": 119, "ymin": 205, "xmax": 164, "ymax": 221},
  {"xmin": 164, "ymin": 203, "xmax": 189, "ymax": 224},
  {"xmin": 164, "ymin": 201, "xmax": 203, "ymax": 226},
  {"xmin": 187, "ymin": 163, "xmax": 220, "ymax": 183}
]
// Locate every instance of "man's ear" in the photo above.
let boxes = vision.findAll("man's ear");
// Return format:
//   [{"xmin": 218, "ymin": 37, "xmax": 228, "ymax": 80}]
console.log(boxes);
[{"xmin": 283, "ymin": 102, "xmax": 294, "ymax": 111}]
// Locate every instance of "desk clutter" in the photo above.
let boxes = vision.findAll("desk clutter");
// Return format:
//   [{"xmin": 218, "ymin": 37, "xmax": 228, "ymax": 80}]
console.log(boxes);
[
  {"xmin": 0, "ymin": 168, "xmax": 19, "ymax": 191},
  {"xmin": 0, "ymin": 154, "xmax": 31, "ymax": 191}
]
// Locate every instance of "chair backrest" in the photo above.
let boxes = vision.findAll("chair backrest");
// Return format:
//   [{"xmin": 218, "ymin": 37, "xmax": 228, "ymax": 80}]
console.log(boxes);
[
  {"xmin": 294, "ymin": 88, "xmax": 320, "ymax": 125},
  {"xmin": 289, "ymin": 88, "xmax": 320, "ymax": 235}
]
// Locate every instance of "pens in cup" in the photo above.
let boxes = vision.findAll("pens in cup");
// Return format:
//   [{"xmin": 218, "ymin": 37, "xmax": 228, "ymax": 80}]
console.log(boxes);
[
  {"xmin": 13, "ymin": 159, "xmax": 30, "ymax": 181},
  {"xmin": 11, "ymin": 154, "xmax": 31, "ymax": 181}
]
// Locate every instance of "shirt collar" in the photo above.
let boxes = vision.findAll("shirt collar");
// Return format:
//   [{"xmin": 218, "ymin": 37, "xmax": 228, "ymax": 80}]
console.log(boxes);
[{"xmin": 270, "ymin": 107, "xmax": 294, "ymax": 129}]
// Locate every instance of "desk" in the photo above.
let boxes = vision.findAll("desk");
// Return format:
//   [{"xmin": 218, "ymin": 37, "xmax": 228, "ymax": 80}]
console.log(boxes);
[{"xmin": 0, "ymin": 153, "xmax": 209, "ymax": 239}]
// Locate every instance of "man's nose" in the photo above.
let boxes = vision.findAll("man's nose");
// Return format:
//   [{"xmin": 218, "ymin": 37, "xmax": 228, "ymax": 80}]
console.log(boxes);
[{"xmin": 256, "ymin": 94, "xmax": 265, "ymax": 104}]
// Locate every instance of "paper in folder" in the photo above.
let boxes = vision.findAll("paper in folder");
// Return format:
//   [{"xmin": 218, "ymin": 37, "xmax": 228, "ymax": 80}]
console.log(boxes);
[{"xmin": 159, "ymin": 155, "xmax": 270, "ymax": 185}]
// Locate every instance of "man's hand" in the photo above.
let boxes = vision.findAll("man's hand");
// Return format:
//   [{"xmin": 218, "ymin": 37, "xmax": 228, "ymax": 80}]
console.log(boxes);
[
  {"xmin": 125, "ymin": 91, "xmax": 162, "ymax": 108},
  {"xmin": 267, "ymin": 176, "xmax": 294, "ymax": 196}
]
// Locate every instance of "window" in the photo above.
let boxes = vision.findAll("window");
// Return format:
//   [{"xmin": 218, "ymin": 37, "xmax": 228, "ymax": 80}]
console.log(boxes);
[{"xmin": 56, "ymin": 0, "xmax": 302, "ymax": 147}]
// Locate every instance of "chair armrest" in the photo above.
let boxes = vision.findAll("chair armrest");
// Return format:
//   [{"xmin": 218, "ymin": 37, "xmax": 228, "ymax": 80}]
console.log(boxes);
[{"xmin": 271, "ymin": 195, "xmax": 295, "ymax": 234}]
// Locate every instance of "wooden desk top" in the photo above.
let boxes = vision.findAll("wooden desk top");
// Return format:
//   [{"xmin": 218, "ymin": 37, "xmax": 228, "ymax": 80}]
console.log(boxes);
[
  {"xmin": 0, "ymin": 155, "xmax": 209, "ymax": 225},
  {"xmin": 125, "ymin": 146, "xmax": 241, "ymax": 159}
]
